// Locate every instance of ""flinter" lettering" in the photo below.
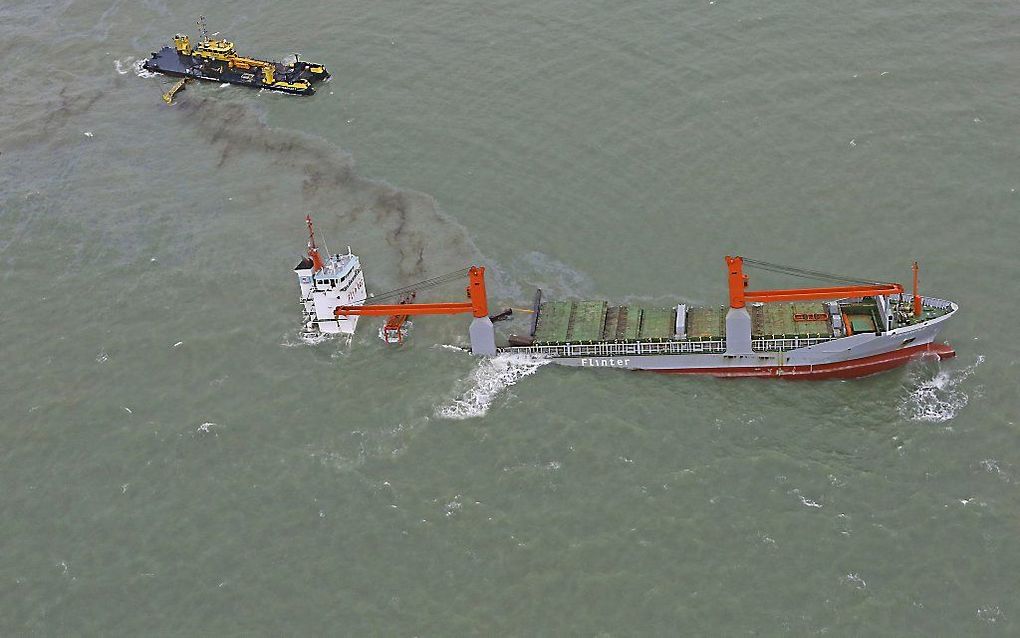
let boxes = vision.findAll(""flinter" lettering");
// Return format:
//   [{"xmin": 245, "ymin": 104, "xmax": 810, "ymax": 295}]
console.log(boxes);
[{"xmin": 579, "ymin": 358, "xmax": 631, "ymax": 367}]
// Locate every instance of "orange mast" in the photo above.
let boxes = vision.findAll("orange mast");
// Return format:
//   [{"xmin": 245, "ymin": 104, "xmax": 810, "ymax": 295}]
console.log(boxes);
[
  {"xmin": 726, "ymin": 256, "xmax": 904, "ymax": 307},
  {"xmin": 305, "ymin": 215, "xmax": 324, "ymax": 272},
  {"xmin": 912, "ymin": 261, "xmax": 922, "ymax": 318},
  {"xmin": 726, "ymin": 256, "xmax": 750, "ymax": 308}
]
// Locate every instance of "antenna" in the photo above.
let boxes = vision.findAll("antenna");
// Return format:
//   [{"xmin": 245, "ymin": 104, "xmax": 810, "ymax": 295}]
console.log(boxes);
[
  {"xmin": 305, "ymin": 215, "xmax": 324, "ymax": 272},
  {"xmin": 196, "ymin": 15, "xmax": 209, "ymax": 42},
  {"xmin": 319, "ymin": 229, "xmax": 332, "ymax": 262}
]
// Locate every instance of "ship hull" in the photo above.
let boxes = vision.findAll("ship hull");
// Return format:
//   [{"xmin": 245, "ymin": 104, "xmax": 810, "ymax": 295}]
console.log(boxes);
[
  {"xmin": 651, "ymin": 342, "xmax": 955, "ymax": 379},
  {"xmin": 500, "ymin": 300, "xmax": 957, "ymax": 380},
  {"xmin": 143, "ymin": 47, "xmax": 328, "ymax": 95}
]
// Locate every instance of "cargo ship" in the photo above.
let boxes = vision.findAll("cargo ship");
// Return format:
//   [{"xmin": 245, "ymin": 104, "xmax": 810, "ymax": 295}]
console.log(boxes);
[
  {"xmin": 143, "ymin": 17, "xmax": 329, "ymax": 95},
  {"xmin": 496, "ymin": 256, "xmax": 958, "ymax": 378},
  {"xmin": 299, "ymin": 222, "xmax": 957, "ymax": 379}
]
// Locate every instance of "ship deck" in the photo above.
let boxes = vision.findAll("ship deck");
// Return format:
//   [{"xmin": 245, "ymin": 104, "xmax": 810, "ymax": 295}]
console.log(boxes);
[
  {"xmin": 143, "ymin": 46, "xmax": 327, "ymax": 92},
  {"xmin": 531, "ymin": 300, "xmax": 853, "ymax": 344}
]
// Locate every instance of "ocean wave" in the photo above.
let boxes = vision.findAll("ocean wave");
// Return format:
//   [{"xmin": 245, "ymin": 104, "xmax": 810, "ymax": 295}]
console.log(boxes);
[
  {"xmin": 436, "ymin": 353, "xmax": 549, "ymax": 419},
  {"xmin": 899, "ymin": 354, "xmax": 984, "ymax": 423},
  {"xmin": 279, "ymin": 329, "xmax": 348, "ymax": 348}
]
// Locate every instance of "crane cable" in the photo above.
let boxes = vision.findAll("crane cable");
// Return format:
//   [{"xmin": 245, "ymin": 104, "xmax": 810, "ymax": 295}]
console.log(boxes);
[
  {"xmin": 740, "ymin": 258, "xmax": 893, "ymax": 287},
  {"xmin": 366, "ymin": 268, "xmax": 472, "ymax": 305},
  {"xmin": 364, "ymin": 260, "xmax": 891, "ymax": 307}
]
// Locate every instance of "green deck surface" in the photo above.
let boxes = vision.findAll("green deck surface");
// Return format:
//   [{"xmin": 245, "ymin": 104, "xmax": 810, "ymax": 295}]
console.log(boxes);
[
  {"xmin": 570, "ymin": 301, "xmax": 608, "ymax": 341},
  {"xmin": 621, "ymin": 307, "xmax": 641, "ymax": 340},
  {"xmin": 533, "ymin": 301, "xmax": 607, "ymax": 342},
  {"xmin": 534, "ymin": 299, "xmax": 843, "ymax": 344},
  {"xmin": 687, "ymin": 306, "xmax": 726, "ymax": 338},
  {"xmin": 848, "ymin": 314, "xmax": 876, "ymax": 333},
  {"xmin": 534, "ymin": 301, "xmax": 572, "ymax": 342},
  {"xmin": 637, "ymin": 307, "xmax": 675, "ymax": 339},
  {"xmin": 752, "ymin": 301, "xmax": 829, "ymax": 336}
]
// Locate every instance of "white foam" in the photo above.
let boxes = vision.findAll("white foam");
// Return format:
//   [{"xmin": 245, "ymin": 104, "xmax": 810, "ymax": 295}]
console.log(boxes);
[
  {"xmin": 790, "ymin": 488, "xmax": 822, "ymax": 508},
  {"xmin": 842, "ymin": 573, "xmax": 867, "ymax": 589},
  {"xmin": 133, "ymin": 59, "xmax": 158, "ymax": 78},
  {"xmin": 280, "ymin": 330, "xmax": 332, "ymax": 347},
  {"xmin": 799, "ymin": 495, "xmax": 823, "ymax": 508},
  {"xmin": 114, "ymin": 58, "xmax": 131, "ymax": 75},
  {"xmin": 300, "ymin": 332, "xmax": 329, "ymax": 346},
  {"xmin": 436, "ymin": 353, "xmax": 549, "ymax": 419},
  {"xmin": 899, "ymin": 355, "xmax": 984, "ymax": 423},
  {"xmin": 977, "ymin": 606, "xmax": 1004, "ymax": 623}
]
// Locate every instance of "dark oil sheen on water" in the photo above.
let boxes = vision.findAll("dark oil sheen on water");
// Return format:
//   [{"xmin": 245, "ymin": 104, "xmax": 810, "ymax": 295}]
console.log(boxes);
[{"xmin": 0, "ymin": 1, "xmax": 1017, "ymax": 634}]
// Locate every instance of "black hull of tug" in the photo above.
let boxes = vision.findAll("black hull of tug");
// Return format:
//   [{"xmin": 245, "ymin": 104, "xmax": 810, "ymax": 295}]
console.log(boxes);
[{"xmin": 143, "ymin": 46, "xmax": 329, "ymax": 95}]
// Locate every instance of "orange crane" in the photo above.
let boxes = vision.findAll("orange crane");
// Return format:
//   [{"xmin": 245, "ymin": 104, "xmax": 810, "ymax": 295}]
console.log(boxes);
[
  {"xmin": 381, "ymin": 292, "xmax": 416, "ymax": 343},
  {"xmin": 725, "ymin": 256, "xmax": 904, "ymax": 307},
  {"xmin": 334, "ymin": 266, "xmax": 497, "ymax": 354},
  {"xmin": 722, "ymin": 256, "xmax": 917, "ymax": 355}
]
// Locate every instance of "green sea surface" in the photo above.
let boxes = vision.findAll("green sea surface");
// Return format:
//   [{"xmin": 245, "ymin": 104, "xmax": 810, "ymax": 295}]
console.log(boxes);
[{"xmin": 2, "ymin": 0, "xmax": 1018, "ymax": 634}]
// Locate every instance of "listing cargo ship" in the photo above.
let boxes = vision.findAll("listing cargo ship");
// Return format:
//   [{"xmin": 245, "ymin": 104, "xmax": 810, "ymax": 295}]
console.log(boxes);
[
  {"xmin": 143, "ymin": 18, "xmax": 329, "ymax": 95},
  {"xmin": 294, "ymin": 217, "xmax": 366, "ymax": 339},
  {"xmin": 299, "ymin": 222, "xmax": 957, "ymax": 379}
]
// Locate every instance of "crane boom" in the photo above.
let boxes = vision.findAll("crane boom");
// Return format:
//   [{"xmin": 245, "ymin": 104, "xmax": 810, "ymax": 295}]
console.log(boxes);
[
  {"xmin": 335, "ymin": 302, "xmax": 474, "ymax": 316},
  {"xmin": 726, "ymin": 256, "xmax": 903, "ymax": 308},
  {"xmin": 333, "ymin": 266, "xmax": 496, "ymax": 355},
  {"xmin": 335, "ymin": 266, "xmax": 489, "ymax": 318}
]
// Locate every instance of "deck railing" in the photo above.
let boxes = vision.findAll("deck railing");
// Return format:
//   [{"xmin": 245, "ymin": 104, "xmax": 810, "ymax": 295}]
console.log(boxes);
[
  {"xmin": 898, "ymin": 294, "xmax": 956, "ymax": 311},
  {"xmin": 503, "ymin": 336, "xmax": 836, "ymax": 357}
]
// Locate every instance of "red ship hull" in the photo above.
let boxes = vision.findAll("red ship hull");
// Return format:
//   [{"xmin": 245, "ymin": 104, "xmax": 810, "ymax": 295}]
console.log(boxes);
[{"xmin": 653, "ymin": 342, "xmax": 956, "ymax": 380}]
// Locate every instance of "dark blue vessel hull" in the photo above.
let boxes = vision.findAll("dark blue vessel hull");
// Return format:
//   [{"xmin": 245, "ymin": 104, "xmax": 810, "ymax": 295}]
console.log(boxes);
[{"xmin": 143, "ymin": 46, "xmax": 329, "ymax": 95}]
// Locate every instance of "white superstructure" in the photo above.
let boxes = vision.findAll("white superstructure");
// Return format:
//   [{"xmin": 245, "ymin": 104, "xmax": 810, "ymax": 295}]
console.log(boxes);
[{"xmin": 295, "ymin": 216, "xmax": 367, "ymax": 338}]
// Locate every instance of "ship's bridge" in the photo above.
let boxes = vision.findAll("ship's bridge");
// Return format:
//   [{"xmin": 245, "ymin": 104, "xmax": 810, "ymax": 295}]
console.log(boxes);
[
  {"xmin": 197, "ymin": 38, "xmax": 236, "ymax": 55},
  {"xmin": 312, "ymin": 254, "xmax": 358, "ymax": 286},
  {"xmin": 191, "ymin": 38, "xmax": 239, "ymax": 63}
]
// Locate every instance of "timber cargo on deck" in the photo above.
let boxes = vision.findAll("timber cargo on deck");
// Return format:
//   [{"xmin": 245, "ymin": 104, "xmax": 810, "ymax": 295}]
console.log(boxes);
[{"xmin": 144, "ymin": 17, "xmax": 330, "ymax": 96}]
